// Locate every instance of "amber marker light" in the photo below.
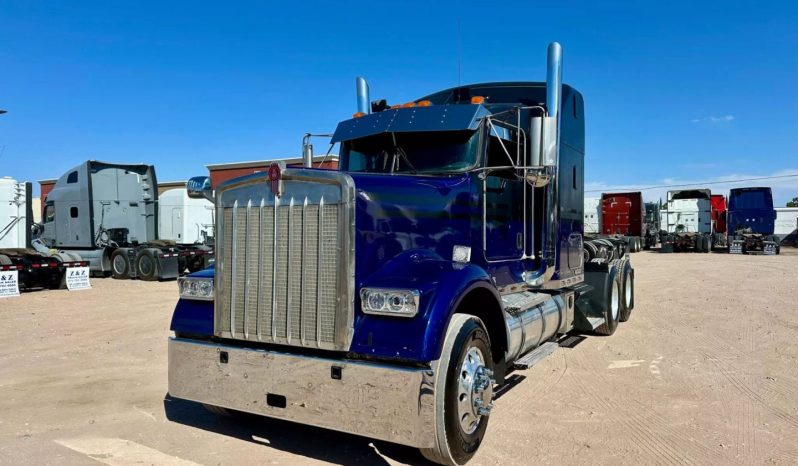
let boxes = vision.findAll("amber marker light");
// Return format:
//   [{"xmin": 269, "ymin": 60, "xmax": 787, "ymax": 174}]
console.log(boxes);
[{"xmin": 416, "ymin": 100, "xmax": 432, "ymax": 107}]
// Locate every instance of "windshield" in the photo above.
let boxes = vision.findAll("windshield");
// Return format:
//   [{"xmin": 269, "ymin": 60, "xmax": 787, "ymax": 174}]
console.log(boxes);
[{"xmin": 341, "ymin": 130, "xmax": 480, "ymax": 174}]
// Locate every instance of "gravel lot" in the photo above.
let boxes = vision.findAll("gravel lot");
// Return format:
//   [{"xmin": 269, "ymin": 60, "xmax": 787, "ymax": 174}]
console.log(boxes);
[{"xmin": 1, "ymin": 249, "xmax": 797, "ymax": 465}]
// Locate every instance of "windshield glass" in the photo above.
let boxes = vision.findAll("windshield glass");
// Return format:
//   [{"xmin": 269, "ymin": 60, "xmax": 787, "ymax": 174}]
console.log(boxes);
[
  {"xmin": 729, "ymin": 189, "xmax": 772, "ymax": 210},
  {"xmin": 341, "ymin": 130, "xmax": 479, "ymax": 174}
]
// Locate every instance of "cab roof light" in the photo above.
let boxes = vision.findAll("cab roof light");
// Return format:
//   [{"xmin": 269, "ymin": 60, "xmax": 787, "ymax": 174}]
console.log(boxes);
[
  {"xmin": 401, "ymin": 102, "xmax": 416, "ymax": 108},
  {"xmin": 470, "ymin": 96, "xmax": 486, "ymax": 104},
  {"xmin": 353, "ymin": 111, "xmax": 366, "ymax": 118},
  {"xmin": 416, "ymin": 100, "xmax": 432, "ymax": 107},
  {"xmin": 390, "ymin": 104, "xmax": 401, "ymax": 109}
]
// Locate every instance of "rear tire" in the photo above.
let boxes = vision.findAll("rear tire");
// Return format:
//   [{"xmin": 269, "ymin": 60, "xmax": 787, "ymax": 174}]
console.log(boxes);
[
  {"xmin": 421, "ymin": 314, "xmax": 494, "ymax": 466},
  {"xmin": 595, "ymin": 266, "xmax": 621, "ymax": 336},
  {"xmin": 135, "ymin": 249, "xmax": 159, "ymax": 281},
  {"xmin": 619, "ymin": 260, "xmax": 634, "ymax": 322},
  {"xmin": 110, "ymin": 249, "xmax": 131, "ymax": 279}
]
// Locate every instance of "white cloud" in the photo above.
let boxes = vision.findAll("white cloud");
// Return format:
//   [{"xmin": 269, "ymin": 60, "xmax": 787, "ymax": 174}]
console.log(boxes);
[
  {"xmin": 690, "ymin": 115, "xmax": 735, "ymax": 124},
  {"xmin": 586, "ymin": 169, "xmax": 798, "ymax": 206}
]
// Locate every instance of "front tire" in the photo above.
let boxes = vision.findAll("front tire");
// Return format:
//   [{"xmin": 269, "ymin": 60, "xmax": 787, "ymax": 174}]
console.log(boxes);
[{"xmin": 421, "ymin": 314, "xmax": 495, "ymax": 466}]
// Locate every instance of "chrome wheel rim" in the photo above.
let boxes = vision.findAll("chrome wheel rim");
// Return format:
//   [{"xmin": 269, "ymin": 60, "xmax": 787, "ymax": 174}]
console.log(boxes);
[
  {"xmin": 113, "ymin": 254, "xmax": 126, "ymax": 274},
  {"xmin": 611, "ymin": 280, "xmax": 620, "ymax": 321},
  {"xmin": 624, "ymin": 272, "xmax": 632, "ymax": 309},
  {"xmin": 457, "ymin": 347, "xmax": 493, "ymax": 434}
]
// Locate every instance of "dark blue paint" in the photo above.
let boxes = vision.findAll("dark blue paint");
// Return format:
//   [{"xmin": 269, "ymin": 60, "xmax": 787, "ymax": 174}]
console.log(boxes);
[
  {"xmin": 332, "ymin": 105, "xmax": 488, "ymax": 143},
  {"xmin": 727, "ymin": 187, "xmax": 775, "ymax": 235}
]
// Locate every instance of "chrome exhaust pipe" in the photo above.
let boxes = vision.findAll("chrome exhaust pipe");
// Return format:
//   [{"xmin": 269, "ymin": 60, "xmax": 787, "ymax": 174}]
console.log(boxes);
[
  {"xmin": 301, "ymin": 133, "xmax": 313, "ymax": 168},
  {"xmin": 356, "ymin": 77, "xmax": 370, "ymax": 115},
  {"xmin": 527, "ymin": 42, "xmax": 563, "ymax": 287}
]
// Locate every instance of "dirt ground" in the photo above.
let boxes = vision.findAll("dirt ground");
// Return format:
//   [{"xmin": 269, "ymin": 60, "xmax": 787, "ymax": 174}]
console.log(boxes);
[{"xmin": 1, "ymin": 249, "xmax": 797, "ymax": 465}]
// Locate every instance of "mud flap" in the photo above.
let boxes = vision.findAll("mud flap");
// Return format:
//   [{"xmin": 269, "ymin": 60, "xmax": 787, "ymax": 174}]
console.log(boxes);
[
  {"xmin": 157, "ymin": 255, "xmax": 180, "ymax": 280},
  {"xmin": 659, "ymin": 242, "xmax": 674, "ymax": 253},
  {"xmin": 729, "ymin": 240, "xmax": 744, "ymax": 254},
  {"xmin": 763, "ymin": 242, "xmax": 778, "ymax": 255}
]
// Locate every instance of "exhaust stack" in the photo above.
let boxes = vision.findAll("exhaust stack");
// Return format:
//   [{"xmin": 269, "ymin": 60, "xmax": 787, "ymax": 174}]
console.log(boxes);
[
  {"xmin": 546, "ymin": 42, "xmax": 562, "ymax": 124},
  {"xmin": 356, "ymin": 77, "xmax": 370, "ymax": 115}
]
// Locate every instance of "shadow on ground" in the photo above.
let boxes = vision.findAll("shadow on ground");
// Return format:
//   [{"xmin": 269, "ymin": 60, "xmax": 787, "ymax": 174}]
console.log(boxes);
[{"xmin": 163, "ymin": 395, "xmax": 432, "ymax": 465}]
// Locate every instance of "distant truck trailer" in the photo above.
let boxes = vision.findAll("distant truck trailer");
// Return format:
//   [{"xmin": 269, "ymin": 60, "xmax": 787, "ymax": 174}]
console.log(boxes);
[
  {"xmin": 660, "ymin": 189, "xmax": 722, "ymax": 252},
  {"xmin": 727, "ymin": 187, "xmax": 779, "ymax": 254},
  {"xmin": 584, "ymin": 192, "xmax": 646, "ymax": 252},
  {"xmin": 775, "ymin": 207, "xmax": 798, "ymax": 246},
  {"xmin": 36, "ymin": 161, "xmax": 213, "ymax": 280},
  {"xmin": 1, "ymin": 177, "xmax": 86, "ymax": 290}
]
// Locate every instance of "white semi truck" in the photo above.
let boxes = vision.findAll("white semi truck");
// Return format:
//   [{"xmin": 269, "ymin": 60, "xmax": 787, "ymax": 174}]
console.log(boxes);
[{"xmin": 37, "ymin": 162, "xmax": 213, "ymax": 280}]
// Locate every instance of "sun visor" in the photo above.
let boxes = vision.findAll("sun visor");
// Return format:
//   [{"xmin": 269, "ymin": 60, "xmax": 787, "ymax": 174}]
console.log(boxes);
[{"xmin": 332, "ymin": 104, "xmax": 489, "ymax": 143}]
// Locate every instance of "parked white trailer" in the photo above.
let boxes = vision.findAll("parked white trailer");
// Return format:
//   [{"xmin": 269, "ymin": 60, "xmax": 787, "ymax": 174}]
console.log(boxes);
[
  {"xmin": 775, "ymin": 207, "xmax": 798, "ymax": 245},
  {"xmin": 1, "ymin": 177, "xmax": 86, "ymax": 290},
  {"xmin": 0, "ymin": 177, "xmax": 27, "ymax": 249},
  {"xmin": 158, "ymin": 188, "xmax": 214, "ymax": 245},
  {"xmin": 584, "ymin": 197, "xmax": 601, "ymax": 234}
]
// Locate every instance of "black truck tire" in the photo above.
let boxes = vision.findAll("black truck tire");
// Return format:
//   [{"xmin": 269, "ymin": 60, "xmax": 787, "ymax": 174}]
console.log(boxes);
[
  {"xmin": 110, "ymin": 249, "xmax": 131, "ymax": 279},
  {"xmin": 421, "ymin": 314, "xmax": 494, "ymax": 466},
  {"xmin": 135, "ymin": 249, "xmax": 160, "ymax": 281},
  {"xmin": 619, "ymin": 260, "xmax": 634, "ymax": 322},
  {"xmin": 595, "ymin": 265, "xmax": 621, "ymax": 336}
]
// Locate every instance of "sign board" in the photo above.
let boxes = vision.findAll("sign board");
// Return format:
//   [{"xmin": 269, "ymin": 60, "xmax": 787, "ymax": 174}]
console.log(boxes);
[
  {"xmin": 65, "ymin": 267, "xmax": 91, "ymax": 291},
  {"xmin": 0, "ymin": 271, "xmax": 21, "ymax": 298}
]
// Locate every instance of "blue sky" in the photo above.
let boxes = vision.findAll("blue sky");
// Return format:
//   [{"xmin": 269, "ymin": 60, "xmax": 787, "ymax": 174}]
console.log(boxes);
[{"xmin": 1, "ymin": 1, "xmax": 797, "ymax": 204}]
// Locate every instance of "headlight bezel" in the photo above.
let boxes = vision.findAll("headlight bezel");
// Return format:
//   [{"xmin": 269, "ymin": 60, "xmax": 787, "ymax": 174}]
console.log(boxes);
[
  {"xmin": 178, "ymin": 276, "xmax": 214, "ymax": 301},
  {"xmin": 359, "ymin": 287, "xmax": 420, "ymax": 318}
]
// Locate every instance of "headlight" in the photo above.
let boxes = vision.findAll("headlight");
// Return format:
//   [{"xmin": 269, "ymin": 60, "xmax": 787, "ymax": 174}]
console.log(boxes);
[
  {"xmin": 178, "ymin": 277, "xmax": 214, "ymax": 301},
  {"xmin": 360, "ymin": 288, "xmax": 420, "ymax": 317}
]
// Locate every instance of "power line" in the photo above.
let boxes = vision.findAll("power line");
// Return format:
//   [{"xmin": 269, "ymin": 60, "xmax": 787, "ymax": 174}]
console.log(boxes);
[{"xmin": 585, "ymin": 174, "xmax": 798, "ymax": 193}]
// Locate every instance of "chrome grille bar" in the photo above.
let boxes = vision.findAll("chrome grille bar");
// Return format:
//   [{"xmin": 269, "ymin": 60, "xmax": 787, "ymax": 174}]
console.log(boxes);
[
  {"xmin": 301, "ymin": 197, "xmax": 307, "ymax": 345},
  {"xmin": 230, "ymin": 200, "xmax": 238, "ymax": 337},
  {"xmin": 257, "ymin": 197, "xmax": 265, "ymax": 341},
  {"xmin": 286, "ymin": 197, "xmax": 294, "ymax": 345},
  {"xmin": 243, "ymin": 199, "xmax": 251, "ymax": 339},
  {"xmin": 271, "ymin": 196, "xmax": 279, "ymax": 341},
  {"xmin": 316, "ymin": 196, "xmax": 324, "ymax": 348}
]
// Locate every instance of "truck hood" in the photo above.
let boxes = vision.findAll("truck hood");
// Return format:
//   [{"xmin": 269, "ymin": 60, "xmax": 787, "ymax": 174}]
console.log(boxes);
[{"xmin": 348, "ymin": 172, "xmax": 477, "ymax": 281}]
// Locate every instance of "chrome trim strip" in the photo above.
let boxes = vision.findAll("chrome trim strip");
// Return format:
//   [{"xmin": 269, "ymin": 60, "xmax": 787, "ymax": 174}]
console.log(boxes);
[
  {"xmin": 168, "ymin": 337, "xmax": 435, "ymax": 448},
  {"xmin": 271, "ymin": 195, "xmax": 279, "ymax": 341},
  {"xmin": 230, "ymin": 200, "xmax": 238, "ymax": 338},
  {"xmin": 301, "ymin": 197, "xmax": 308, "ymax": 346},
  {"xmin": 243, "ymin": 199, "xmax": 251, "ymax": 339},
  {"xmin": 286, "ymin": 196, "xmax": 294, "ymax": 344},
  {"xmin": 257, "ymin": 198, "xmax": 265, "ymax": 342},
  {"xmin": 317, "ymin": 195, "xmax": 324, "ymax": 348}
]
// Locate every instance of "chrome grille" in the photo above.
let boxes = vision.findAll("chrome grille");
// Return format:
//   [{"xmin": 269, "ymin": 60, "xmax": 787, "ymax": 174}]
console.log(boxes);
[{"xmin": 215, "ymin": 170, "xmax": 355, "ymax": 351}]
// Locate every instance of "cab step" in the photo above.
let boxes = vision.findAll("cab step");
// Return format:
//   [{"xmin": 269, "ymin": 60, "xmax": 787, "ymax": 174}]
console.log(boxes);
[
  {"xmin": 585, "ymin": 316, "xmax": 605, "ymax": 330},
  {"xmin": 514, "ymin": 341, "xmax": 559, "ymax": 370}
]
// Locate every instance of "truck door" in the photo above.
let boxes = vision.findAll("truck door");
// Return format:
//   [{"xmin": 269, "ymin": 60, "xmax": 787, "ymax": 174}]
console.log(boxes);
[
  {"xmin": 483, "ymin": 133, "xmax": 525, "ymax": 261},
  {"xmin": 172, "ymin": 208, "xmax": 182, "ymax": 242}
]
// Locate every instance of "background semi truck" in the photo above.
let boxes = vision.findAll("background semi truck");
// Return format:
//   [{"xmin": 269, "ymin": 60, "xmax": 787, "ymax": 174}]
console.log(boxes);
[
  {"xmin": 1, "ymin": 177, "xmax": 85, "ymax": 290},
  {"xmin": 644, "ymin": 201, "xmax": 660, "ymax": 249},
  {"xmin": 167, "ymin": 43, "xmax": 636, "ymax": 465},
  {"xmin": 584, "ymin": 197, "xmax": 600, "ymax": 234},
  {"xmin": 660, "ymin": 189, "xmax": 723, "ymax": 252},
  {"xmin": 37, "ymin": 161, "xmax": 213, "ymax": 280},
  {"xmin": 727, "ymin": 187, "xmax": 779, "ymax": 254}
]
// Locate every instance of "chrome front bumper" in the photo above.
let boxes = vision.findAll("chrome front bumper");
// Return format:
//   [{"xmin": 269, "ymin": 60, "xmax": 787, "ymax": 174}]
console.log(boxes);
[{"xmin": 168, "ymin": 338, "xmax": 436, "ymax": 448}]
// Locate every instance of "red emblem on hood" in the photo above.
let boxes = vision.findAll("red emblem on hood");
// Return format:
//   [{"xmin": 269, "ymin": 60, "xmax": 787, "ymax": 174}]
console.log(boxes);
[{"xmin": 268, "ymin": 163, "xmax": 282, "ymax": 197}]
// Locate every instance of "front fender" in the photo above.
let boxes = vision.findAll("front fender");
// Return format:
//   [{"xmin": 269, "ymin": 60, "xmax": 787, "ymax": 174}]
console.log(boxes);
[{"xmin": 350, "ymin": 249, "xmax": 497, "ymax": 363}]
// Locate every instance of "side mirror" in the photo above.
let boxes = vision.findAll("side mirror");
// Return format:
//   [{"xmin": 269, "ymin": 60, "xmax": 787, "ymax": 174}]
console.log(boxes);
[
  {"xmin": 187, "ymin": 176, "xmax": 214, "ymax": 203},
  {"xmin": 529, "ymin": 116, "xmax": 558, "ymax": 167}
]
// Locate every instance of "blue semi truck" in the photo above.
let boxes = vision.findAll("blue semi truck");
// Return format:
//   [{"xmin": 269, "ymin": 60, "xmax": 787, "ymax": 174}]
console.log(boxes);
[
  {"xmin": 727, "ymin": 186, "xmax": 780, "ymax": 254},
  {"xmin": 167, "ymin": 43, "xmax": 635, "ymax": 465}
]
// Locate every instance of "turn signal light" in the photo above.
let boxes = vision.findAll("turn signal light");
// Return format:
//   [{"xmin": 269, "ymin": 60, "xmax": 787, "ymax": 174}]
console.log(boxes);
[
  {"xmin": 417, "ymin": 100, "xmax": 432, "ymax": 107},
  {"xmin": 353, "ymin": 112, "xmax": 366, "ymax": 118}
]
